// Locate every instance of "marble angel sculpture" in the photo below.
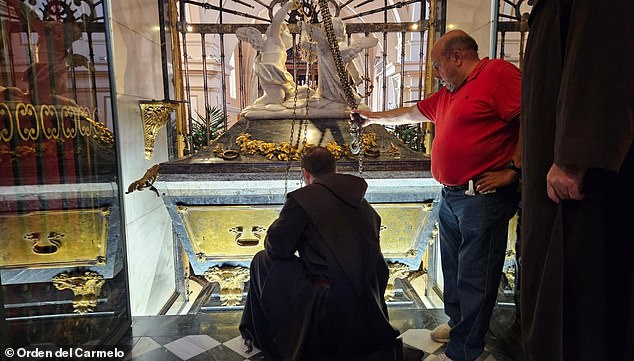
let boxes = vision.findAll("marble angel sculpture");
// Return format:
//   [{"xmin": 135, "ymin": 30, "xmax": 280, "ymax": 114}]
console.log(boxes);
[
  {"xmin": 300, "ymin": 17, "xmax": 378, "ymax": 105},
  {"xmin": 236, "ymin": 0, "xmax": 299, "ymax": 111}
]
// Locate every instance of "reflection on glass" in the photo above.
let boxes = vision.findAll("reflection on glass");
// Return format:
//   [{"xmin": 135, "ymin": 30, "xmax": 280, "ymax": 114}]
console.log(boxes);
[{"xmin": 0, "ymin": 0, "xmax": 130, "ymax": 347}]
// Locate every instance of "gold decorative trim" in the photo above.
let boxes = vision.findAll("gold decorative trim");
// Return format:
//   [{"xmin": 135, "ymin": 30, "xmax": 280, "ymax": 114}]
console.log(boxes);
[
  {"xmin": 504, "ymin": 263, "xmax": 517, "ymax": 291},
  {"xmin": 204, "ymin": 265, "xmax": 250, "ymax": 306},
  {"xmin": 386, "ymin": 262, "xmax": 410, "ymax": 301},
  {"xmin": 139, "ymin": 100, "xmax": 179, "ymax": 159},
  {"xmin": 0, "ymin": 102, "xmax": 113, "ymax": 147},
  {"xmin": 53, "ymin": 270, "xmax": 105, "ymax": 314},
  {"xmin": 177, "ymin": 205, "xmax": 188, "ymax": 214},
  {"xmin": 126, "ymin": 164, "xmax": 161, "ymax": 196},
  {"xmin": 234, "ymin": 131, "xmax": 378, "ymax": 161}
]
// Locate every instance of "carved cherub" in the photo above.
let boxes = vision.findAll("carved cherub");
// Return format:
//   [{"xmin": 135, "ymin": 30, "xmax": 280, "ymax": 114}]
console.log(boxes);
[{"xmin": 236, "ymin": 0, "xmax": 300, "ymax": 110}]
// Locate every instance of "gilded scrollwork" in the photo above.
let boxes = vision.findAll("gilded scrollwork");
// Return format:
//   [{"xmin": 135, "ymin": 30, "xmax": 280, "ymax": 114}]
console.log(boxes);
[
  {"xmin": 204, "ymin": 265, "xmax": 250, "ymax": 306},
  {"xmin": 139, "ymin": 100, "xmax": 179, "ymax": 160},
  {"xmin": 60, "ymin": 105, "xmax": 79, "ymax": 139},
  {"xmin": 385, "ymin": 262, "xmax": 410, "ymax": 301},
  {"xmin": 1, "ymin": 103, "xmax": 13, "ymax": 142},
  {"xmin": 0, "ymin": 102, "xmax": 112, "ymax": 147},
  {"xmin": 40, "ymin": 104, "xmax": 61, "ymax": 140},
  {"xmin": 15, "ymin": 103, "xmax": 40, "ymax": 141},
  {"xmin": 52, "ymin": 270, "xmax": 106, "ymax": 314}
]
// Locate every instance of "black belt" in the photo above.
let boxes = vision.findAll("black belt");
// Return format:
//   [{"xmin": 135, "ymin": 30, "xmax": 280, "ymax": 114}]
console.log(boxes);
[{"xmin": 444, "ymin": 183, "xmax": 470, "ymax": 191}]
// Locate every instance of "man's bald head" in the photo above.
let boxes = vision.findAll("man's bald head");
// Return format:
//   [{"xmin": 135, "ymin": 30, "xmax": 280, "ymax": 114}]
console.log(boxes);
[
  {"xmin": 429, "ymin": 29, "xmax": 481, "ymax": 92},
  {"xmin": 437, "ymin": 30, "xmax": 479, "ymax": 59}
]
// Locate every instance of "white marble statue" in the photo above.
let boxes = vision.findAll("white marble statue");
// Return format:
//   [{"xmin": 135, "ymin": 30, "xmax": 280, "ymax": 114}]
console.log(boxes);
[
  {"xmin": 238, "ymin": 6, "xmax": 377, "ymax": 119},
  {"xmin": 300, "ymin": 18, "xmax": 377, "ymax": 106},
  {"xmin": 236, "ymin": 0, "xmax": 299, "ymax": 111}
]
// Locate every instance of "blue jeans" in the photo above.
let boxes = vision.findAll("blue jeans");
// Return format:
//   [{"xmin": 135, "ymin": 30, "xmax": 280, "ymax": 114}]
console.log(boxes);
[{"xmin": 438, "ymin": 185, "xmax": 519, "ymax": 361}]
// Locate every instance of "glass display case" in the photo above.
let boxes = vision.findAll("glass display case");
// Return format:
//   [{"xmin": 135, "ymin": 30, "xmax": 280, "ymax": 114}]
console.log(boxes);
[{"xmin": 0, "ymin": 0, "xmax": 131, "ymax": 347}]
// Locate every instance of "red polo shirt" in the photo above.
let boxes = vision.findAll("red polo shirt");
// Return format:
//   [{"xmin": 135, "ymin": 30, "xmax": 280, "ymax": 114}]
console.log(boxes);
[{"xmin": 417, "ymin": 58, "xmax": 521, "ymax": 186}]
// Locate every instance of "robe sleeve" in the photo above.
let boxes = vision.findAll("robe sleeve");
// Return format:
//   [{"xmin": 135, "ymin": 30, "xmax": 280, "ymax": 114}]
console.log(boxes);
[{"xmin": 264, "ymin": 196, "xmax": 309, "ymax": 258}]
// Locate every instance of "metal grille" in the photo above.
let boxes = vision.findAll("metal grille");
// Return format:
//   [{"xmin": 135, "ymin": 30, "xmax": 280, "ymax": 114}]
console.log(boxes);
[{"xmin": 493, "ymin": 0, "xmax": 530, "ymax": 70}]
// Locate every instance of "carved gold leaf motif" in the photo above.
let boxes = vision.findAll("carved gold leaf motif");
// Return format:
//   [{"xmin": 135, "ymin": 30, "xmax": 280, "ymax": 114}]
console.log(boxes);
[
  {"xmin": 53, "ymin": 270, "xmax": 105, "ymax": 314},
  {"xmin": 139, "ymin": 101, "xmax": 179, "ymax": 159},
  {"xmin": 204, "ymin": 265, "xmax": 250, "ymax": 306}
]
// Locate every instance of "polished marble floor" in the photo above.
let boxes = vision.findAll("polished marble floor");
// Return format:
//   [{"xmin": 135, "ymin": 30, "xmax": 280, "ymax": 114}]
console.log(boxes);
[{"xmin": 119, "ymin": 283, "xmax": 522, "ymax": 361}]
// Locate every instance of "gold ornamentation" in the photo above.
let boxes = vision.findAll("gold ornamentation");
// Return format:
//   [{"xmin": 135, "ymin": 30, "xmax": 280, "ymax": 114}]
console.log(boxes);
[
  {"xmin": 60, "ymin": 105, "xmax": 79, "ymax": 139},
  {"xmin": 179, "ymin": 205, "xmax": 279, "ymax": 263},
  {"xmin": 504, "ymin": 264, "xmax": 516, "ymax": 291},
  {"xmin": 229, "ymin": 225, "xmax": 267, "ymax": 247},
  {"xmin": 178, "ymin": 203, "xmax": 432, "ymax": 266},
  {"xmin": 234, "ymin": 132, "xmax": 377, "ymax": 161},
  {"xmin": 126, "ymin": 164, "xmax": 161, "ymax": 196},
  {"xmin": 25, "ymin": 231, "xmax": 64, "ymax": 255},
  {"xmin": 386, "ymin": 262, "xmax": 410, "ymax": 301},
  {"xmin": 204, "ymin": 265, "xmax": 250, "ymax": 306},
  {"xmin": 387, "ymin": 142, "xmax": 401, "ymax": 159},
  {"xmin": 53, "ymin": 270, "xmax": 105, "ymax": 314},
  {"xmin": 325, "ymin": 141, "xmax": 344, "ymax": 159},
  {"xmin": 40, "ymin": 105, "xmax": 61, "ymax": 140},
  {"xmin": 0, "ymin": 102, "xmax": 112, "ymax": 146},
  {"xmin": 0, "ymin": 103, "xmax": 12, "ymax": 142},
  {"xmin": 15, "ymin": 103, "xmax": 39, "ymax": 141},
  {"xmin": 236, "ymin": 133, "xmax": 301, "ymax": 161},
  {"xmin": 139, "ymin": 100, "xmax": 179, "ymax": 159},
  {"xmin": 177, "ymin": 205, "xmax": 188, "ymax": 214},
  {"xmin": 0, "ymin": 208, "xmax": 110, "ymax": 269}
]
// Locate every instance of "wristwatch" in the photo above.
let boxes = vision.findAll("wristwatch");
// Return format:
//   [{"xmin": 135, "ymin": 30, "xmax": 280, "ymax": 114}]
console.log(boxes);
[{"xmin": 506, "ymin": 160, "xmax": 521, "ymax": 175}]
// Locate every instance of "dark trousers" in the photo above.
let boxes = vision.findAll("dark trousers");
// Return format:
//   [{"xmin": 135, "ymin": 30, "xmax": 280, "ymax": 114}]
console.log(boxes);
[{"xmin": 438, "ymin": 186, "xmax": 519, "ymax": 361}]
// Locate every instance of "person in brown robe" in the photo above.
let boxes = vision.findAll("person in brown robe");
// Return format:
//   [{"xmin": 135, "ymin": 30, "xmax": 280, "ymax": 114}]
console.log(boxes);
[
  {"xmin": 239, "ymin": 146, "xmax": 403, "ymax": 361},
  {"xmin": 520, "ymin": 0, "xmax": 634, "ymax": 360}
]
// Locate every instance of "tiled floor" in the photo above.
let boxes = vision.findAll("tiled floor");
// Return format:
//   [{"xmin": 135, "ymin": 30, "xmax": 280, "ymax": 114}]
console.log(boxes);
[{"xmin": 120, "ymin": 288, "xmax": 522, "ymax": 361}]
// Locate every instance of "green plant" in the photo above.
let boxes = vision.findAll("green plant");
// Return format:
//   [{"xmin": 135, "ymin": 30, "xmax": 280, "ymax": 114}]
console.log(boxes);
[
  {"xmin": 389, "ymin": 124, "xmax": 426, "ymax": 152},
  {"xmin": 190, "ymin": 105, "xmax": 226, "ymax": 153}
]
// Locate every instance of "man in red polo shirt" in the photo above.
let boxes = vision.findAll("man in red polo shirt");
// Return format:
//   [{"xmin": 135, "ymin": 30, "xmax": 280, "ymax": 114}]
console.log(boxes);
[{"xmin": 351, "ymin": 30, "xmax": 521, "ymax": 361}]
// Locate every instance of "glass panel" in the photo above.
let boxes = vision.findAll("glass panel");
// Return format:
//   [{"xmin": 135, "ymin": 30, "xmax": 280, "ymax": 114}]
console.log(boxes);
[{"xmin": 0, "ymin": 0, "xmax": 130, "ymax": 347}]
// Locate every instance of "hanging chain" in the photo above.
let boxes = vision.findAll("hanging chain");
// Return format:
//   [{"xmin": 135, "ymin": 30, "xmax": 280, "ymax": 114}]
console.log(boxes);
[
  {"xmin": 301, "ymin": 3, "xmax": 313, "ymax": 168},
  {"xmin": 285, "ymin": 1, "xmax": 315, "ymax": 194},
  {"xmin": 285, "ymin": 6, "xmax": 302, "ymax": 196},
  {"xmin": 316, "ymin": 0, "xmax": 364, "ymax": 174}
]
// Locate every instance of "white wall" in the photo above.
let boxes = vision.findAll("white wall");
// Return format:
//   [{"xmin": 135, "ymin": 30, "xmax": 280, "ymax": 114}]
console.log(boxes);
[{"xmin": 109, "ymin": 0, "xmax": 176, "ymax": 315}]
